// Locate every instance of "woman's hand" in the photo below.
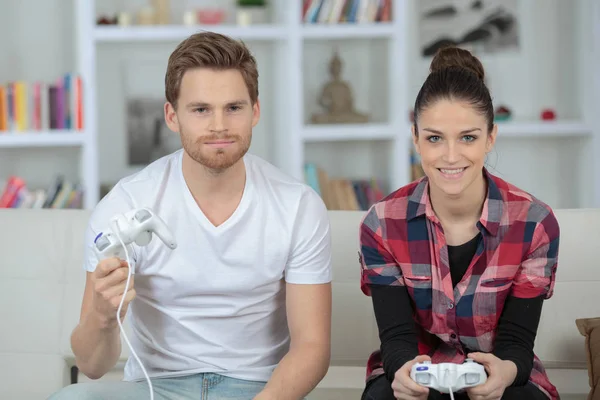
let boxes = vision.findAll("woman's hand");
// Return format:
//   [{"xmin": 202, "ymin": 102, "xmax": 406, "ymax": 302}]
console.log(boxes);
[
  {"xmin": 391, "ymin": 355, "xmax": 432, "ymax": 399},
  {"xmin": 466, "ymin": 352, "xmax": 518, "ymax": 400}
]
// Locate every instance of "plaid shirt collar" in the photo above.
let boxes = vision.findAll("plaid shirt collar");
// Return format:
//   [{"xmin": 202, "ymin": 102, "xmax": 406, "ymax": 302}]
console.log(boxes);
[{"xmin": 406, "ymin": 168, "xmax": 504, "ymax": 236}]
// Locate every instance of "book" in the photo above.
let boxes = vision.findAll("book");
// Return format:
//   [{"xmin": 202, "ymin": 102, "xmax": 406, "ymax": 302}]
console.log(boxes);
[{"xmin": 0, "ymin": 73, "xmax": 84, "ymax": 133}]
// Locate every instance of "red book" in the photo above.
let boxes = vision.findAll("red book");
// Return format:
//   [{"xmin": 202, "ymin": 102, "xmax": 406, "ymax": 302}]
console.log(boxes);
[{"xmin": 0, "ymin": 176, "xmax": 26, "ymax": 208}]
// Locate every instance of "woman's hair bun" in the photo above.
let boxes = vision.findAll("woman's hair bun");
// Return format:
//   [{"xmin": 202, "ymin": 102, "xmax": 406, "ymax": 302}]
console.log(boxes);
[{"xmin": 429, "ymin": 46, "xmax": 485, "ymax": 81}]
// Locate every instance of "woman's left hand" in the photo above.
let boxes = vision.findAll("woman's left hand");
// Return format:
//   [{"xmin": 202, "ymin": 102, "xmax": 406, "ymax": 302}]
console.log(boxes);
[{"xmin": 465, "ymin": 352, "xmax": 517, "ymax": 400}]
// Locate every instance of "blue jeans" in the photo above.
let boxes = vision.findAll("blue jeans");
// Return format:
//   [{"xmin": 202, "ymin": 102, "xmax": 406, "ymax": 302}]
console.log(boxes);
[{"xmin": 48, "ymin": 373, "xmax": 267, "ymax": 400}]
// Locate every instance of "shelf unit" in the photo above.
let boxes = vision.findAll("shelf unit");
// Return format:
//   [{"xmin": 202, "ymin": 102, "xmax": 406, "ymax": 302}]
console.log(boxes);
[
  {"xmin": 0, "ymin": 131, "xmax": 86, "ymax": 148},
  {"xmin": 22, "ymin": 0, "xmax": 595, "ymax": 210}
]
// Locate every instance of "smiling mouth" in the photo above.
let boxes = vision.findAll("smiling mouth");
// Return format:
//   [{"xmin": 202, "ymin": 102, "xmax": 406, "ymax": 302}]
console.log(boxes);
[
  {"xmin": 437, "ymin": 167, "xmax": 468, "ymax": 179},
  {"xmin": 439, "ymin": 167, "xmax": 466, "ymax": 174}
]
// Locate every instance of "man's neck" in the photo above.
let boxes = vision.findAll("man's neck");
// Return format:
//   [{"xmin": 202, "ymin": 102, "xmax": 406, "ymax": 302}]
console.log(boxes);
[
  {"xmin": 181, "ymin": 153, "xmax": 246, "ymax": 202},
  {"xmin": 429, "ymin": 172, "xmax": 487, "ymax": 225}
]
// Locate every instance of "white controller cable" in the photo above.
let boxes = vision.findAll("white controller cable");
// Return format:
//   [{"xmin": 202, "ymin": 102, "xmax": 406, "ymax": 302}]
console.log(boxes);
[
  {"xmin": 114, "ymin": 228, "xmax": 154, "ymax": 400},
  {"xmin": 445, "ymin": 368, "xmax": 455, "ymax": 400}
]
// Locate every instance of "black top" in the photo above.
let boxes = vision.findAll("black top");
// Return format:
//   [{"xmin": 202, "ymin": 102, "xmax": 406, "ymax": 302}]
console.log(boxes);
[{"xmin": 369, "ymin": 233, "xmax": 544, "ymax": 387}]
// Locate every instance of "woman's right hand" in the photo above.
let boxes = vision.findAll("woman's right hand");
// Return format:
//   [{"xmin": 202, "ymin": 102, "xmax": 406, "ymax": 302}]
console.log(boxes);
[{"xmin": 391, "ymin": 355, "xmax": 432, "ymax": 399}]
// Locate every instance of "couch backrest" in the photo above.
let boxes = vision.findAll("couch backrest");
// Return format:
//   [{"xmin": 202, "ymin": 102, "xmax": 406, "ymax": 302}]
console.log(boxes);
[
  {"xmin": 327, "ymin": 209, "xmax": 600, "ymax": 369},
  {"xmin": 0, "ymin": 207, "xmax": 597, "ymax": 376}
]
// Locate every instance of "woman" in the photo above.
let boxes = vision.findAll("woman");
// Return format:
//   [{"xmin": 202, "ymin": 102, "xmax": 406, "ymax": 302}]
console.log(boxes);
[{"xmin": 359, "ymin": 46, "xmax": 560, "ymax": 400}]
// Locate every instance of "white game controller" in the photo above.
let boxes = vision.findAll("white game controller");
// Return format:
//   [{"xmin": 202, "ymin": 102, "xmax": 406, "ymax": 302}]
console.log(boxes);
[
  {"xmin": 92, "ymin": 207, "xmax": 177, "ymax": 400},
  {"xmin": 94, "ymin": 207, "xmax": 177, "ymax": 261},
  {"xmin": 410, "ymin": 359, "xmax": 487, "ymax": 394}
]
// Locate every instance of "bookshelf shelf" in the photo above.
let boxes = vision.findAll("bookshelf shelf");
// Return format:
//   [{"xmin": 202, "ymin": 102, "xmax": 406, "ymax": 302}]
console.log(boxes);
[
  {"xmin": 496, "ymin": 120, "xmax": 592, "ymax": 138},
  {"xmin": 301, "ymin": 23, "xmax": 395, "ymax": 39},
  {"xmin": 302, "ymin": 123, "xmax": 401, "ymax": 142},
  {"xmin": 94, "ymin": 25, "xmax": 288, "ymax": 42},
  {"xmin": 0, "ymin": 132, "xmax": 85, "ymax": 148}
]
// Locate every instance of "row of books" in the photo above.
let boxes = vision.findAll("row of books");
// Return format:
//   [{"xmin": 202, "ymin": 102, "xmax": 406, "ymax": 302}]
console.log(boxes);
[
  {"xmin": 304, "ymin": 149, "xmax": 425, "ymax": 210},
  {"xmin": 0, "ymin": 175, "xmax": 83, "ymax": 209},
  {"xmin": 304, "ymin": 163, "xmax": 386, "ymax": 210},
  {"xmin": 0, "ymin": 73, "xmax": 84, "ymax": 133},
  {"xmin": 303, "ymin": 0, "xmax": 392, "ymax": 24}
]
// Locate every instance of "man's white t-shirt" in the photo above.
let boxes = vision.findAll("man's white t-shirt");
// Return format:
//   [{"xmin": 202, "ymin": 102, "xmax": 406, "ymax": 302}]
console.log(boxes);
[{"xmin": 82, "ymin": 149, "xmax": 332, "ymax": 383}]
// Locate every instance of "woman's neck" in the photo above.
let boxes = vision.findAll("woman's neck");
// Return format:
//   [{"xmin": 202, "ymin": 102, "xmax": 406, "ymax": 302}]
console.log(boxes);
[{"xmin": 429, "ymin": 171, "xmax": 487, "ymax": 225}]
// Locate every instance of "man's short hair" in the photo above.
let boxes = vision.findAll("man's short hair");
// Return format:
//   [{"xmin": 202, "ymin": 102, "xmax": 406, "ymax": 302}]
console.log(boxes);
[{"xmin": 165, "ymin": 31, "xmax": 259, "ymax": 109}]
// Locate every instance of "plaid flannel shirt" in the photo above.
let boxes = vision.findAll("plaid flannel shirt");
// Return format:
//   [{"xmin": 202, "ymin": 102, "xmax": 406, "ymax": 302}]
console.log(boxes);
[{"xmin": 359, "ymin": 169, "xmax": 560, "ymax": 399}]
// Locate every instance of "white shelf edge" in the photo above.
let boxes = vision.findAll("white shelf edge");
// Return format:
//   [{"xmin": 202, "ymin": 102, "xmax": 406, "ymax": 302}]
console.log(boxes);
[
  {"xmin": 496, "ymin": 120, "xmax": 591, "ymax": 137},
  {"xmin": 94, "ymin": 25, "xmax": 288, "ymax": 42},
  {"xmin": 302, "ymin": 123, "xmax": 399, "ymax": 142},
  {"xmin": 0, "ymin": 131, "xmax": 85, "ymax": 148},
  {"xmin": 301, "ymin": 23, "xmax": 395, "ymax": 39}
]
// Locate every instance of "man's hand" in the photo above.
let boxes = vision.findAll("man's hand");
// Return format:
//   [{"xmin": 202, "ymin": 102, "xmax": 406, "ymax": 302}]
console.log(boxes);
[
  {"xmin": 391, "ymin": 355, "xmax": 431, "ymax": 400},
  {"xmin": 91, "ymin": 257, "xmax": 136, "ymax": 328},
  {"xmin": 466, "ymin": 352, "xmax": 517, "ymax": 400}
]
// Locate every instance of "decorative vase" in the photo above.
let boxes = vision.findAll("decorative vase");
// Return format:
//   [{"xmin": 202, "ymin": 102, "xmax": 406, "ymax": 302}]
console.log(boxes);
[{"xmin": 236, "ymin": 6, "xmax": 268, "ymax": 25}]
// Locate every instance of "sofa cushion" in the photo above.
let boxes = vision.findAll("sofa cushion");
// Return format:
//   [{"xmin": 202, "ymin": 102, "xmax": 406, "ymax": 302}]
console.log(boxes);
[{"xmin": 576, "ymin": 317, "xmax": 600, "ymax": 400}]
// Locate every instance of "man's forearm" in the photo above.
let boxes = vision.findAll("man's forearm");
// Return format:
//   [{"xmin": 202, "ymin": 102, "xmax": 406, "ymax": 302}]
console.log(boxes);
[
  {"xmin": 70, "ymin": 311, "xmax": 122, "ymax": 379},
  {"xmin": 256, "ymin": 343, "xmax": 330, "ymax": 400}
]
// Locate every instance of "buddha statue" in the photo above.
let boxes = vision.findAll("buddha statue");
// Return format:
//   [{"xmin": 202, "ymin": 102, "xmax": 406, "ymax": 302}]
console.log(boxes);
[{"xmin": 311, "ymin": 51, "xmax": 369, "ymax": 124}]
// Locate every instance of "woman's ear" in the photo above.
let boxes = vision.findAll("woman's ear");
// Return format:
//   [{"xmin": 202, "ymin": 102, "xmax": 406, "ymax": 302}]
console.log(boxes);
[
  {"xmin": 411, "ymin": 125, "xmax": 421, "ymax": 155},
  {"xmin": 486, "ymin": 123, "xmax": 498, "ymax": 153}
]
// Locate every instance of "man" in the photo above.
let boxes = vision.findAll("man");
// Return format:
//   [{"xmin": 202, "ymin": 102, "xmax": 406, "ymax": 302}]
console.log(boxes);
[{"xmin": 50, "ymin": 31, "xmax": 332, "ymax": 400}]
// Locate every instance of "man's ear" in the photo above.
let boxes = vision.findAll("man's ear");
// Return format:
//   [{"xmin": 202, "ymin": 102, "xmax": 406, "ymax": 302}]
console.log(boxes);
[
  {"xmin": 164, "ymin": 101, "xmax": 179, "ymax": 133},
  {"xmin": 251, "ymin": 98, "xmax": 261, "ymax": 128},
  {"xmin": 411, "ymin": 125, "xmax": 420, "ymax": 155}
]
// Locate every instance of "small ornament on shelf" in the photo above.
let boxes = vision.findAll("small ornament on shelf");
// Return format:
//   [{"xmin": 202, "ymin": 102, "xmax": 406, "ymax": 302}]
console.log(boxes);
[
  {"xmin": 117, "ymin": 12, "xmax": 133, "ymax": 26},
  {"xmin": 152, "ymin": 0, "xmax": 171, "ymax": 25},
  {"xmin": 96, "ymin": 15, "xmax": 118, "ymax": 25},
  {"xmin": 311, "ymin": 51, "xmax": 369, "ymax": 125},
  {"xmin": 137, "ymin": 7, "xmax": 156, "ymax": 25},
  {"xmin": 182, "ymin": 10, "xmax": 197, "ymax": 26},
  {"xmin": 197, "ymin": 9, "xmax": 226, "ymax": 25},
  {"xmin": 540, "ymin": 108, "xmax": 556, "ymax": 121},
  {"xmin": 236, "ymin": 0, "xmax": 268, "ymax": 26},
  {"xmin": 494, "ymin": 105, "xmax": 512, "ymax": 122}
]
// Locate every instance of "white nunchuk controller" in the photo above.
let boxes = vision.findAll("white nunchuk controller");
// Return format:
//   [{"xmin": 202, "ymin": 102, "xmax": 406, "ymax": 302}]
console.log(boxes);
[
  {"xmin": 410, "ymin": 359, "xmax": 487, "ymax": 393},
  {"xmin": 94, "ymin": 207, "xmax": 177, "ymax": 262}
]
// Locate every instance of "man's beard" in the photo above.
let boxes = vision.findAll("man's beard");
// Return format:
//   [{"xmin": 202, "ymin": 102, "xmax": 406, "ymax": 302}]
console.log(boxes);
[{"xmin": 180, "ymin": 130, "xmax": 251, "ymax": 172}]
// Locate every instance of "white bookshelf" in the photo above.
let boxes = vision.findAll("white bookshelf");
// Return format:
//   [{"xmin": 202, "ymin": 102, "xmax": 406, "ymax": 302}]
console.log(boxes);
[
  {"xmin": 302, "ymin": 123, "xmax": 400, "ymax": 142},
  {"xmin": 301, "ymin": 23, "xmax": 395, "ymax": 39},
  {"xmin": 0, "ymin": 131, "xmax": 85, "ymax": 148},
  {"xmin": 496, "ymin": 121, "xmax": 592, "ymax": 138},
  {"xmin": 94, "ymin": 24, "xmax": 288, "ymax": 42},
  {"xmin": 5, "ymin": 0, "xmax": 592, "ymax": 210}
]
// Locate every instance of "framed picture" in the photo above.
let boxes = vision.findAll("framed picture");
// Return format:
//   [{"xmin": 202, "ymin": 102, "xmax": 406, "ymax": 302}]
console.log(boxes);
[
  {"xmin": 126, "ymin": 98, "xmax": 182, "ymax": 166},
  {"xmin": 418, "ymin": 0, "xmax": 520, "ymax": 56}
]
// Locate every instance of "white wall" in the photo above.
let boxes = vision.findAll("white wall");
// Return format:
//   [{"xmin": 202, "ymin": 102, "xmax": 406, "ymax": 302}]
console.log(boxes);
[{"xmin": 0, "ymin": 0, "xmax": 594, "ymax": 209}]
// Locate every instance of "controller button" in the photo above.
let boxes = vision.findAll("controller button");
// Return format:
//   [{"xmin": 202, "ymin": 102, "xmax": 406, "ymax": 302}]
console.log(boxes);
[
  {"xmin": 416, "ymin": 374, "xmax": 431, "ymax": 384},
  {"xmin": 96, "ymin": 235, "xmax": 111, "ymax": 251},
  {"xmin": 465, "ymin": 373, "xmax": 480, "ymax": 384},
  {"xmin": 135, "ymin": 209, "xmax": 151, "ymax": 222},
  {"xmin": 416, "ymin": 366, "xmax": 428, "ymax": 371}
]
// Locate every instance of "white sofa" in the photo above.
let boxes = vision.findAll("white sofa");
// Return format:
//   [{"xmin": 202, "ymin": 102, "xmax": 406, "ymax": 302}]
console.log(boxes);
[{"xmin": 0, "ymin": 208, "xmax": 598, "ymax": 400}]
